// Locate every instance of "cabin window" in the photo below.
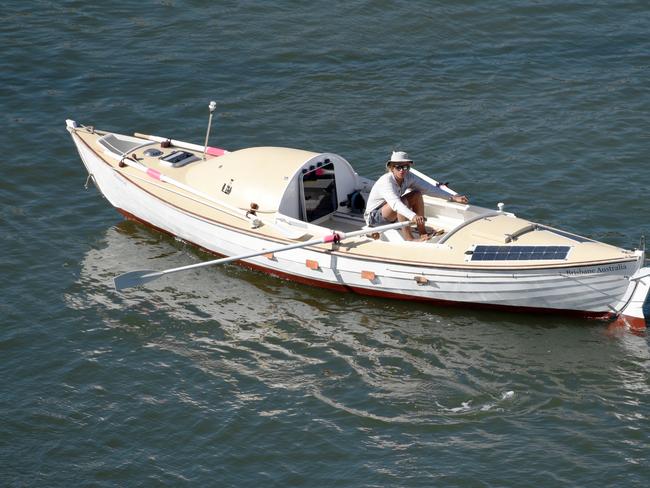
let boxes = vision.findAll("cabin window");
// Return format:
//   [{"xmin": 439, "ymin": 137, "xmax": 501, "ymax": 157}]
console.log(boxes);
[{"xmin": 301, "ymin": 161, "xmax": 338, "ymax": 222}]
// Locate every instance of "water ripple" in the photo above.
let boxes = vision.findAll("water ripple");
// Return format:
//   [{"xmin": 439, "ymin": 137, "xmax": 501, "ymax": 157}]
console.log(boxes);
[{"xmin": 4, "ymin": 1, "xmax": 650, "ymax": 485}]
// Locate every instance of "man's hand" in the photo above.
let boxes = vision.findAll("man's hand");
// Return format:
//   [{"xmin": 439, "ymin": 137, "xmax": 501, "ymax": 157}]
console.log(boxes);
[
  {"xmin": 449, "ymin": 195, "xmax": 469, "ymax": 204},
  {"xmin": 410, "ymin": 215, "xmax": 426, "ymax": 226}
]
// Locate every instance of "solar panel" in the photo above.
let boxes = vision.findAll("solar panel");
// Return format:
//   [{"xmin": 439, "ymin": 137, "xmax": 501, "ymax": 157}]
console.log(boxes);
[{"xmin": 467, "ymin": 245, "xmax": 571, "ymax": 261}]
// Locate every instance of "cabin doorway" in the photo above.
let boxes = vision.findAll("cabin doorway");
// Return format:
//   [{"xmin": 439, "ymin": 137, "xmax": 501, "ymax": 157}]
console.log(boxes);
[{"xmin": 300, "ymin": 161, "xmax": 338, "ymax": 223}]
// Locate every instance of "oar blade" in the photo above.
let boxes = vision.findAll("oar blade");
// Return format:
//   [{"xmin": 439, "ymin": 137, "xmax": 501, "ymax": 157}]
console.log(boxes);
[{"xmin": 114, "ymin": 269, "xmax": 161, "ymax": 291}]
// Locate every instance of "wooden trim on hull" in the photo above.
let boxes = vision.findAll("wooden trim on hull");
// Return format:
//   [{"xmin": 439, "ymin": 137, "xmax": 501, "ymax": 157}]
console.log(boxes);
[{"xmin": 116, "ymin": 208, "xmax": 615, "ymax": 322}]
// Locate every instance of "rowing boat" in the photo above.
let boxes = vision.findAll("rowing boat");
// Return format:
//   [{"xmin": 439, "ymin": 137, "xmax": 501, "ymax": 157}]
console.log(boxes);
[{"xmin": 65, "ymin": 110, "xmax": 649, "ymax": 331}]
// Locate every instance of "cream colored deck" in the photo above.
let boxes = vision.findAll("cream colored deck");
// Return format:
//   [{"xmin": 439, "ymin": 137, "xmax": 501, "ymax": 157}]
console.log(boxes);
[{"xmin": 73, "ymin": 127, "xmax": 637, "ymax": 271}]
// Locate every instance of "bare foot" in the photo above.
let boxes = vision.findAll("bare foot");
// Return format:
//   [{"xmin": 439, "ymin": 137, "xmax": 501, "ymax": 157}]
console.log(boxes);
[
  {"xmin": 405, "ymin": 233, "xmax": 431, "ymax": 242},
  {"xmin": 419, "ymin": 227, "xmax": 444, "ymax": 236}
]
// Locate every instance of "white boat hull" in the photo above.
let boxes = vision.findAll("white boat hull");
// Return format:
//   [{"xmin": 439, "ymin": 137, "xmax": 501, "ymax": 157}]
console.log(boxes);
[{"xmin": 71, "ymin": 130, "xmax": 643, "ymax": 319}]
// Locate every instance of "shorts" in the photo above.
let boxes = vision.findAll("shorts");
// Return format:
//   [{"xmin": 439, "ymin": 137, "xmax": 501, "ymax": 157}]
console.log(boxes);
[{"xmin": 365, "ymin": 206, "xmax": 396, "ymax": 227}]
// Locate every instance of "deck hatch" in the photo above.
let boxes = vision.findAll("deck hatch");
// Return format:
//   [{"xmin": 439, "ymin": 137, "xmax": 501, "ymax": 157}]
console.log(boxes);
[
  {"xmin": 160, "ymin": 150, "xmax": 199, "ymax": 168},
  {"xmin": 467, "ymin": 245, "xmax": 571, "ymax": 261}
]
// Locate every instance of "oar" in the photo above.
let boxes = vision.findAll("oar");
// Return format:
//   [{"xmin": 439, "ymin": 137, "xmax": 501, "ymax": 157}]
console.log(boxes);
[
  {"xmin": 133, "ymin": 132, "xmax": 228, "ymax": 157},
  {"xmin": 118, "ymin": 156, "xmax": 306, "ymax": 239},
  {"xmin": 410, "ymin": 168, "xmax": 457, "ymax": 197},
  {"xmin": 114, "ymin": 221, "xmax": 410, "ymax": 291}
]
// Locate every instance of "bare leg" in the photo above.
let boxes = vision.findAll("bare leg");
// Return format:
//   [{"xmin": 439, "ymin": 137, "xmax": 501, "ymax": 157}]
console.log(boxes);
[
  {"xmin": 379, "ymin": 193, "xmax": 439, "ymax": 241},
  {"xmin": 397, "ymin": 213, "xmax": 414, "ymax": 240},
  {"xmin": 380, "ymin": 203, "xmax": 416, "ymax": 240},
  {"xmin": 403, "ymin": 191, "xmax": 427, "ymax": 235}
]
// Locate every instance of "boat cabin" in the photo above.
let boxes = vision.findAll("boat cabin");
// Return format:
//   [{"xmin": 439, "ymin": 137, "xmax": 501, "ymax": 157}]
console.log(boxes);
[
  {"xmin": 93, "ymin": 131, "xmax": 370, "ymax": 231},
  {"xmin": 94, "ymin": 131, "xmax": 469, "ymax": 240},
  {"xmin": 180, "ymin": 146, "xmax": 370, "ymax": 231}
]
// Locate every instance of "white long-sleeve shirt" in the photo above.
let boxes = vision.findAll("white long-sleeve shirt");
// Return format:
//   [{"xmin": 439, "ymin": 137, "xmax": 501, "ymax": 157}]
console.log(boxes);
[{"xmin": 364, "ymin": 171, "xmax": 450, "ymax": 222}]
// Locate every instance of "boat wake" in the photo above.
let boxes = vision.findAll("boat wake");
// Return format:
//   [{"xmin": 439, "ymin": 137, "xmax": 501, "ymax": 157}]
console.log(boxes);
[
  {"xmin": 443, "ymin": 390, "xmax": 515, "ymax": 414},
  {"xmin": 65, "ymin": 223, "xmax": 644, "ymax": 429}
]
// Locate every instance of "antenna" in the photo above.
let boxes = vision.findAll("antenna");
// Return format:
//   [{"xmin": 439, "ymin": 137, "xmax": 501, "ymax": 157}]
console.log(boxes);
[{"xmin": 203, "ymin": 100, "xmax": 217, "ymax": 160}]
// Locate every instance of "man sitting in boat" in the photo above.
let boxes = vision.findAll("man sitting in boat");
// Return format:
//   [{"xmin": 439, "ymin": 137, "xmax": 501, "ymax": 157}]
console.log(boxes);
[{"xmin": 364, "ymin": 151, "xmax": 469, "ymax": 241}]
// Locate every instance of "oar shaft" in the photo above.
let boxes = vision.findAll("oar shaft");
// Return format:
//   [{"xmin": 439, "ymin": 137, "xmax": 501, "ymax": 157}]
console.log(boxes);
[
  {"xmin": 114, "ymin": 220, "xmax": 409, "ymax": 290},
  {"xmin": 159, "ymin": 237, "xmax": 327, "ymax": 277},
  {"xmin": 337, "ymin": 221, "xmax": 409, "ymax": 240},
  {"xmin": 133, "ymin": 132, "xmax": 227, "ymax": 156},
  {"xmin": 158, "ymin": 220, "xmax": 409, "ymax": 277},
  {"xmin": 410, "ymin": 168, "xmax": 457, "ymax": 196}
]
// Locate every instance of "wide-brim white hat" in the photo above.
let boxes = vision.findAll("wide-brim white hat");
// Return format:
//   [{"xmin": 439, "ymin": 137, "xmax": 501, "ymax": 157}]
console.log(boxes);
[{"xmin": 386, "ymin": 150, "xmax": 413, "ymax": 167}]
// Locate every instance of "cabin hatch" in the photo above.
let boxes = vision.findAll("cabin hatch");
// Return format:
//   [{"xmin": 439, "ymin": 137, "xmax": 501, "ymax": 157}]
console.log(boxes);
[{"xmin": 300, "ymin": 160, "xmax": 338, "ymax": 223}]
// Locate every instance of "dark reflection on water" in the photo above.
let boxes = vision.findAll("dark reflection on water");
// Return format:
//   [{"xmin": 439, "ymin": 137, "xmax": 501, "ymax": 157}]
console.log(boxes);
[{"xmin": 52, "ymin": 223, "xmax": 650, "ymax": 484}]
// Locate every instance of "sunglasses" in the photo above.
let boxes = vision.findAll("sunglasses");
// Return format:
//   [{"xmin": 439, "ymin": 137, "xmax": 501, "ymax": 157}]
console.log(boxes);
[{"xmin": 393, "ymin": 164, "xmax": 411, "ymax": 171}]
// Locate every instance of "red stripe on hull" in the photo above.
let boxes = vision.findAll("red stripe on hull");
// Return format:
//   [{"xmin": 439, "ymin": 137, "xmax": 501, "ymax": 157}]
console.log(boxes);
[
  {"xmin": 609, "ymin": 315, "xmax": 647, "ymax": 332},
  {"xmin": 116, "ymin": 208, "xmax": 616, "ymax": 322}
]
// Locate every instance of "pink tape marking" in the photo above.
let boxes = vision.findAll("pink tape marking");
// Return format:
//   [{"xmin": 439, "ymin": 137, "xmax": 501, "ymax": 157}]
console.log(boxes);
[
  {"xmin": 206, "ymin": 146, "xmax": 226, "ymax": 156},
  {"xmin": 323, "ymin": 233, "xmax": 341, "ymax": 243},
  {"xmin": 146, "ymin": 168, "xmax": 162, "ymax": 180}
]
